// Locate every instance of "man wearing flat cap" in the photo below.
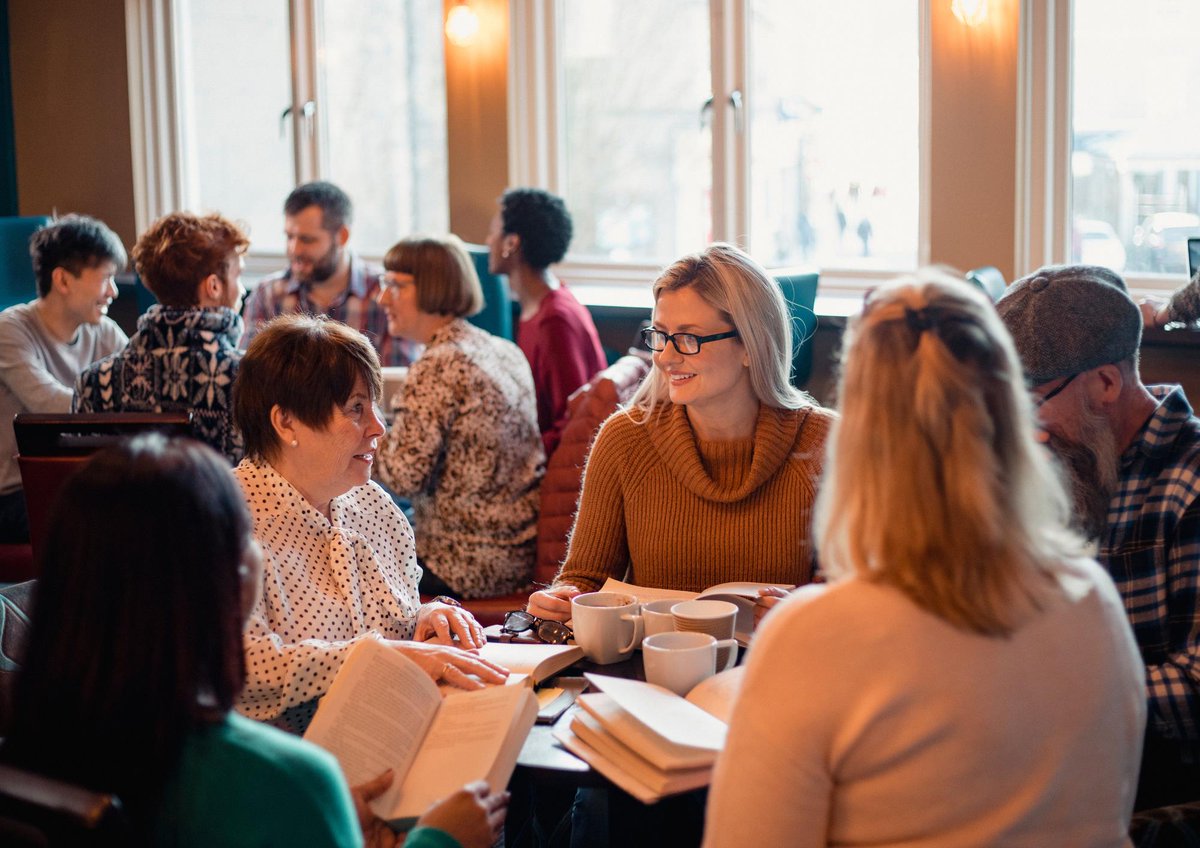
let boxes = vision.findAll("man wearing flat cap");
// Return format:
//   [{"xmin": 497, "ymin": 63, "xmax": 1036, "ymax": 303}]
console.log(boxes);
[{"xmin": 998, "ymin": 264, "xmax": 1200, "ymax": 810}]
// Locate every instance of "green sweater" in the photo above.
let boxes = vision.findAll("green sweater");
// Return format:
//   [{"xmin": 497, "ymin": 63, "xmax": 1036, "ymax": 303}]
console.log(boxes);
[{"xmin": 156, "ymin": 713, "xmax": 461, "ymax": 848}]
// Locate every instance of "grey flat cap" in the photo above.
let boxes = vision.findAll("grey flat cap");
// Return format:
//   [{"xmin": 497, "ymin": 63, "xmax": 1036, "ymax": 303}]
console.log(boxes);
[{"xmin": 995, "ymin": 264, "xmax": 1142, "ymax": 385}]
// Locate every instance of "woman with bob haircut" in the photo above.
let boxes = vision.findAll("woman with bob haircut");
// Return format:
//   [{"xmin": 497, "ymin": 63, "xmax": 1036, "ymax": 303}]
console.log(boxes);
[
  {"xmin": 232, "ymin": 314, "xmax": 506, "ymax": 734},
  {"xmin": 374, "ymin": 234, "xmax": 543, "ymax": 600},
  {"xmin": 528, "ymin": 242, "xmax": 834, "ymax": 621},
  {"xmin": 703, "ymin": 273, "xmax": 1146, "ymax": 846},
  {"xmin": 0, "ymin": 435, "xmax": 509, "ymax": 848}
]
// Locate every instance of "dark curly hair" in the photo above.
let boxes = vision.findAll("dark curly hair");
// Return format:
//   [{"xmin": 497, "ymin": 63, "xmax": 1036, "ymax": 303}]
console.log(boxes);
[{"xmin": 499, "ymin": 188, "xmax": 573, "ymax": 270}]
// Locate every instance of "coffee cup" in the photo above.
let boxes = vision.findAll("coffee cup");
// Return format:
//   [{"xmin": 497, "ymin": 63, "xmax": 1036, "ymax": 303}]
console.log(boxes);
[
  {"xmin": 640, "ymin": 599, "xmax": 678, "ymax": 642},
  {"xmin": 642, "ymin": 631, "xmax": 738, "ymax": 696},
  {"xmin": 672, "ymin": 599, "xmax": 739, "ymax": 668},
  {"xmin": 571, "ymin": 592, "xmax": 644, "ymax": 664}
]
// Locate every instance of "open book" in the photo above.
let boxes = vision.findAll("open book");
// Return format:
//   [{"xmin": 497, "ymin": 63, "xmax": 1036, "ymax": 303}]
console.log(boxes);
[
  {"xmin": 600, "ymin": 577, "xmax": 794, "ymax": 646},
  {"xmin": 552, "ymin": 668, "xmax": 745, "ymax": 803},
  {"xmin": 475, "ymin": 641, "xmax": 583, "ymax": 688},
  {"xmin": 304, "ymin": 638, "xmax": 538, "ymax": 828}
]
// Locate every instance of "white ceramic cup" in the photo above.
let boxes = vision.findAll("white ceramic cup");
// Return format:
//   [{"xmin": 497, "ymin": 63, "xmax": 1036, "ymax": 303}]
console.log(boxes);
[
  {"xmin": 672, "ymin": 599, "xmax": 739, "ymax": 668},
  {"xmin": 640, "ymin": 599, "xmax": 678, "ymax": 642},
  {"xmin": 642, "ymin": 631, "xmax": 738, "ymax": 696},
  {"xmin": 571, "ymin": 592, "xmax": 644, "ymax": 664}
]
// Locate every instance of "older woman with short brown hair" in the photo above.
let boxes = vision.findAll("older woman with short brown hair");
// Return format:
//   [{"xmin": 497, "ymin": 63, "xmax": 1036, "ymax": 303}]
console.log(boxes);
[
  {"xmin": 374, "ymin": 234, "xmax": 544, "ymax": 600},
  {"xmin": 231, "ymin": 313, "xmax": 505, "ymax": 734}
]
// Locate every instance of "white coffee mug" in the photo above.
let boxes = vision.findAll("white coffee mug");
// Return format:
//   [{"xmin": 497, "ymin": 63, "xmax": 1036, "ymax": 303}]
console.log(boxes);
[
  {"xmin": 571, "ymin": 592, "xmax": 644, "ymax": 664},
  {"xmin": 642, "ymin": 631, "xmax": 738, "ymax": 696},
  {"xmin": 672, "ymin": 599, "xmax": 739, "ymax": 669},
  {"xmin": 640, "ymin": 599, "xmax": 678, "ymax": 642}
]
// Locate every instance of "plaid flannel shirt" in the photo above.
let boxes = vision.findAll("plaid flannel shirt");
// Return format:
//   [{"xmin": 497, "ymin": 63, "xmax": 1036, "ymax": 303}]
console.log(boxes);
[
  {"xmin": 240, "ymin": 252, "xmax": 420, "ymax": 367},
  {"xmin": 1101, "ymin": 384, "xmax": 1200, "ymax": 758}
]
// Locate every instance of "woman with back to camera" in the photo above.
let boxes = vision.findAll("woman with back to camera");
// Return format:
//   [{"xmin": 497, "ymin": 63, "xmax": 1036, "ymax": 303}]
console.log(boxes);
[
  {"xmin": 0, "ymin": 435, "xmax": 508, "ymax": 847},
  {"xmin": 486, "ymin": 188, "xmax": 607, "ymax": 455},
  {"xmin": 703, "ymin": 272, "xmax": 1146, "ymax": 846},
  {"xmin": 374, "ymin": 234, "xmax": 543, "ymax": 600},
  {"xmin": 232, "ymin": 314, "xmax": 506, "ymax": 735},
  {"xmin": 527, "ymin": 242, "xmax": 835, "ymax": 621}
]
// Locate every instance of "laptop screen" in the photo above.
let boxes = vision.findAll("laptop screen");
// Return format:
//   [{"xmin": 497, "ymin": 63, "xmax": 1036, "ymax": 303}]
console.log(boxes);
[{"xmin": 1189, "ymin": 237, "xmax": 1200, "ymax": 280}]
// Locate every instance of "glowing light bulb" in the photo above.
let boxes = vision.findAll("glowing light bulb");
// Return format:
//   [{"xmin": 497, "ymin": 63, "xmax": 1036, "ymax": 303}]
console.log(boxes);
[
  {"xmin": 951, "ymin": 0, "xmax": 988, "ymax": 26},
  {"xmin": 445, "ymin": 2, "xmax": 480, "ymax": 47}
]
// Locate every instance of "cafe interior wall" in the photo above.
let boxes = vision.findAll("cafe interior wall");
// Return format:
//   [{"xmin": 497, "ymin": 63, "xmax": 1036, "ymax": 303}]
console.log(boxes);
[{"xmin": 7, "ymin": 1, "xmax": 1194, "ymax": 401}]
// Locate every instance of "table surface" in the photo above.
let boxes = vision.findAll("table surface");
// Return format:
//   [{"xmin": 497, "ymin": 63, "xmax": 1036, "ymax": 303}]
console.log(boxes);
[{"xmin": 514, "ymin": 652, "xmax": 647, "ymax": 782}]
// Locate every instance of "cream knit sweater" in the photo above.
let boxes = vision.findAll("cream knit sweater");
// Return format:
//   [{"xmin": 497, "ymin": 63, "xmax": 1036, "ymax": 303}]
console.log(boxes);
[{"xmin": 555, "ymin": 401, "xmax": 835, "ymax": 593}]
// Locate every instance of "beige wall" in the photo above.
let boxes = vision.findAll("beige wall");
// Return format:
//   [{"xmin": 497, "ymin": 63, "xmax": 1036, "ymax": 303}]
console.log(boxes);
[
  {"xmin": 9, "ymin": 0, "xmax": 137, "ymax": 248},
  {"xmin": 444, "ymin": 0, "xmax": 509, "ymax": 245},
  {"xmin": 928, "ymin": 0, "xmax": 1019, "ymax": 279}
]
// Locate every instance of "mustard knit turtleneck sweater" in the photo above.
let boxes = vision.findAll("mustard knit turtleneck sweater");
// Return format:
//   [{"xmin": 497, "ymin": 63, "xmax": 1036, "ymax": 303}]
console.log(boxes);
[{"xmin": 556, "ymin": 402, "xmax": 835, "ymax": 593}]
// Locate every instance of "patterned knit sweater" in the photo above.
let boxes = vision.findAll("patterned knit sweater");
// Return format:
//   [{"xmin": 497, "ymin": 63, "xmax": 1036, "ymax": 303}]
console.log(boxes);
[
  {"xmin": 73, "ymin": 305, "xmax": 244, "ymax": 464},
  {"xmin": 556, "ymin": 401, "xmax": 835, "ymax": 593}
]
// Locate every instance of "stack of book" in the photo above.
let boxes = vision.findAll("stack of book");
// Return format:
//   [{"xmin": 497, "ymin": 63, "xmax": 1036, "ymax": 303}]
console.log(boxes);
[{"xmin": 553, "ymin": 669, "xmax": 744, "ymax": 803}]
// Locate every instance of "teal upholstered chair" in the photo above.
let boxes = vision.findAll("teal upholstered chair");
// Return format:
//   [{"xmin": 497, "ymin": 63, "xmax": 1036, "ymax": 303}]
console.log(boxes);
[
  {"xmin": 0, "ymin": 216, "xmax": 51, "ymax": 311},
  {"xmin": 464, "ymin": 243, "xmax": 513, "ymax": 341},
  {"xmin": 774, "ymin": 271, "xmax": 819, "ymax": 388},
  {"xmin": 966, "ymin": 265, "xmax": 1006, "ymax": 302}
]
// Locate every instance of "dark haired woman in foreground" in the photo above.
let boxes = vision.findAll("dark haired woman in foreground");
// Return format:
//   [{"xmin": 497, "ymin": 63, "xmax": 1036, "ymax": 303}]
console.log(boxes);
[
  {"xmin": 0, "ymin": 435, "xmax": 507, "ymax": 847},
  {"xmin": 703, "ymin": 273, "xmax": 1145, "ymax": 846}
]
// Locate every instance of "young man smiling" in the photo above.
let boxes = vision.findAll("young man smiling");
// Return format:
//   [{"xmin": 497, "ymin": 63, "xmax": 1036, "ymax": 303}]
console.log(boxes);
[{"xmin": 0, "ymin": 214, "xmax": 129, "ymax": 541}]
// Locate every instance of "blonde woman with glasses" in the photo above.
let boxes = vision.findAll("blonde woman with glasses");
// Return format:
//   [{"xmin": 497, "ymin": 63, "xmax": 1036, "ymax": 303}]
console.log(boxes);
[
  {"xmin": 528, "ymin": 243, "xmax": 834, "ymax": 621},
  {"xmin": 703, "ymin": 272, "xmax": 1146, "ymax": 847}
]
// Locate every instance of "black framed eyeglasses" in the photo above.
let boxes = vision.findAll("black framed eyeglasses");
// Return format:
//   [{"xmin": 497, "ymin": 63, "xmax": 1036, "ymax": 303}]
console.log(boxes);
[
  {"xmin": 501, "ymin": 610, "xmax": 573, "ymax": 645},
  {"xmin": 640, "ymin": 327, "xmax": 740, "ymax": 356},
  {"xmin": 1033, "ymin": 373, "xmax": 1078, "ymax": 408}
]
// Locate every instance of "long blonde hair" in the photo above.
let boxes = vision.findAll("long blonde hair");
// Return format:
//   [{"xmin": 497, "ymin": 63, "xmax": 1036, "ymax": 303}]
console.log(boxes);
[
  {"xmin": 815, "ymin": 270, "xmax": 1085, "ymax": 636},
  {"xmin": 629, "ymin": 243, "xmax": 812, "ymax": 413}
]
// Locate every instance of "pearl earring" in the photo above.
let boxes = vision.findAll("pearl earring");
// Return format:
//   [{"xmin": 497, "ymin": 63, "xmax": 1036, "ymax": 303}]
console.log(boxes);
[
  {"xmin": 501, "ymin": 248, "xmax": 511, "ymax": 259},
  {"xmin": 290, "ymin": 439, "xmax": 298, "ymax": 447}
]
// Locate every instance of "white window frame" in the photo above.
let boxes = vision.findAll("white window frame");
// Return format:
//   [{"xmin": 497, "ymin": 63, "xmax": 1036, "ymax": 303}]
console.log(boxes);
[
  {"xmin": 1016, "ymin": 0, "xmax": 1181, "ymax": 298},
  {"xmin": 507, "ymin": 0, "xmax": 931, "ymax": 304}
]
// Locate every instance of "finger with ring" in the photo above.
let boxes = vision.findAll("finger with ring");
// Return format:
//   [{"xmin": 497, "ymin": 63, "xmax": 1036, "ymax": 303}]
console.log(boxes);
[{"xmin": 438, "ymin": 661, "xmax": 455, "ymax": 681}]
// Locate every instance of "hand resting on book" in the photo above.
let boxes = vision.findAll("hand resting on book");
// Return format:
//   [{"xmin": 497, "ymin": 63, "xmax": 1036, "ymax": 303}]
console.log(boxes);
[
  {"xmin": 415, "ymin": 600, "xmax": 487, "ymax": 649},
  {"xmin": 391, "ymin": 640, "xmax": 509, "ymax": 691}
]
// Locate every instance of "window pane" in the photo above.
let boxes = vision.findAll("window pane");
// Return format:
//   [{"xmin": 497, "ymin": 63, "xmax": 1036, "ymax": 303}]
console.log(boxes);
[
  {"xmin": 560, "ymin": 0, "xmax": 711, "ymax": 263},
  {"xmin": 748, "ymin": 1, "xmax": 919, "ymax": 270},
  {"xmin": 179, "ymin": 0, "xmax": 293, "ymax": 253},
  {"xmin": 1072, "ymin": 0, "xmax": 1200, "ymax": 276},
  {"xmin": 321, "ymin": 0, "xmax": 449, "ymax": 256}
]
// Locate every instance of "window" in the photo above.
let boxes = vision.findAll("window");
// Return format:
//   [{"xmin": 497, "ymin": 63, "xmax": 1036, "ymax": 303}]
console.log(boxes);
[
  {"xmin": 513, "ymin": 0, "xmax": 922, "ymax": 282},
  {"xmin": 1070, "ymin": 0, "xmax": 1200, "ymax": 278},
  {"xmin": 129, "ymin": 0, "xmax": 448, "ymax": 260}
]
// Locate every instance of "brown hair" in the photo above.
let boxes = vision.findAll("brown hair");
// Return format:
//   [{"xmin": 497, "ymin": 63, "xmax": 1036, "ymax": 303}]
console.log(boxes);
[
  {"xmin": 233, "ymin": 314, "xmax": 383, "ymax": 461},
  {"xmin": 132, "ymin": 212, "xmax": 250, "ymax": 307},
  {"xmin": 383, "ymin": 234, "xmax": 483, "ymax": 318}
]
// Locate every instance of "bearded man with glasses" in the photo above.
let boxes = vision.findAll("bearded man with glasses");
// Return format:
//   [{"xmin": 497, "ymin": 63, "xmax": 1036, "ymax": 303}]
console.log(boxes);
[{"xmin": 998, "ymin": 264, "xmax": 1200, "ymax": 811}]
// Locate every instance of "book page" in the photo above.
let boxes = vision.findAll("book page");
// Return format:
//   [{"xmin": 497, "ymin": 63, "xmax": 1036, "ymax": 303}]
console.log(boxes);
[
  {"xmin": 569, "ymin": 710, "xmax": 712, "ymax": 796},
  {"xmin": 684, "ymin": 666, "xmax": 745, "ymax": 724},
  {"xmin": 700, "ymin": 581, "xmax": 795, "ymax": 597},
  {"xmin": 477, "ymin": 642, "xmax": 584, "ymax": 685},
  {"xmin": 303, "ymin": 639, "xmax": 442, "ymax": 787},
  {"xmin": 584, "ymin": 675, "xmax": 727, "ymax": 762},
  {"xmin": 576, "ymin": 692, "xmax": 718, "ymax": 771},
  {"xmin": 388, "ymin": 684, "xmax": 536, "ymax": 823},
  {"xmin": 599, "ymin": 577, "xmax": 698, "ymax": 604}
]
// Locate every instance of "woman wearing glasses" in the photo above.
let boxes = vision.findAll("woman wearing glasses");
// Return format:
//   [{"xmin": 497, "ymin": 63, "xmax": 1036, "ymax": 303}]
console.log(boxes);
[
  {"xmin": 527, "ymin": 243, "xmax": 834, "ymax": 622},
  {"xmin": 703, "ymin": 273, "xmax": 1144, "ymax": 846},
  {"xmin": 374, "ymin": 235, "xmax": 545, "ymax": 600}
]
